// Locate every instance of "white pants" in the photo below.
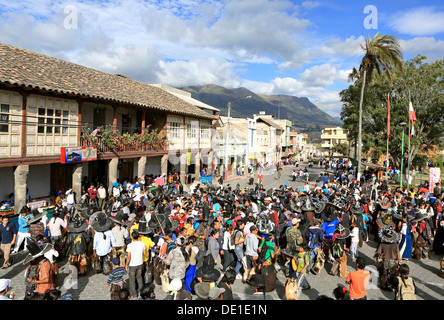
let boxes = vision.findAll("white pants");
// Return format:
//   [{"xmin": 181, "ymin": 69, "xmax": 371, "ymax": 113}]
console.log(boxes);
[{"xmin": 14, "ymin": 232, "xmax": 31, "ymax": 252}]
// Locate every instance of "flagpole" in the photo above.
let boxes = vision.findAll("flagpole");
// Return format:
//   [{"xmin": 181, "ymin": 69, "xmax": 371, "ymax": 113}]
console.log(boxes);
[
  {"xmin": 386, "ymin": 94, "xmax": 390, "ymax": 180},
  {"xmin": 407, "ymin": 90, "xmax": 411, "ymax": 192}
]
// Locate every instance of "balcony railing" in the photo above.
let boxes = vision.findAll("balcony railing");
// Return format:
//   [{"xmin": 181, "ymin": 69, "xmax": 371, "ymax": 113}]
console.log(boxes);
[{"xmin": 80, "ymin": 129, "xmax": 167, "ymax": 153}]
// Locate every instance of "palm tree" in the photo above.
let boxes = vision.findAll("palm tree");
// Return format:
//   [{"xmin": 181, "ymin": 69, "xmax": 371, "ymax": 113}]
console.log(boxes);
[{"xmin": 356, "ymin": 33, "xmax": 404, "ymax": 180}]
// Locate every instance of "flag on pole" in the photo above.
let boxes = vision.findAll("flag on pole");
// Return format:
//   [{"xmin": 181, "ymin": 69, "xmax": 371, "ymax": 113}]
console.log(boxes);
[
  {"xmin": 387, "ymin": 94, "xmax": 390, "ymax": 140},
  {"xmin": 408, "ymin": 99, "xmax": 417, "ymax": 137}
]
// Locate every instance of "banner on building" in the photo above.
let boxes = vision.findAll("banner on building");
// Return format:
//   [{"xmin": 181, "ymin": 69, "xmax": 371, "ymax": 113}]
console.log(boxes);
[
  {"xmin": 429, "ymin": 167, "xmax": 441, "ymax": 193},
  {"xmin": 187, "ymin": 152, "xmax": 191, "ymax": 166},
  {"xmin": 61, "ymin": 146, "xmax": 97, "ymax": 164}
]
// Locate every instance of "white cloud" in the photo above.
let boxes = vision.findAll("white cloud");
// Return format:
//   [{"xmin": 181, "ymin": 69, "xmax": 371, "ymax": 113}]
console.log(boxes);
[
  {"xmin": 389, "ymin": 7, "xmax": 444, "ymax": 36},
  {"xmin": 400, "ymin": 36, "xmax": 444, "ymax": 62},
  {"xmin": 317, "ymin": 35, "xmax": 365, "ymax": 58},
  {"xmin": 157, "ymin": 58, "xmax": 241, "ymax": 88},
  {"xmin": 301, "ymin": 1, "xmax": 320, "ymax": 10}
]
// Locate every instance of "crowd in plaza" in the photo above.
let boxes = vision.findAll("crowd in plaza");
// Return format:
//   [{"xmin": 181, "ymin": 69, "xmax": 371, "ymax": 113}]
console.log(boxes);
[{"xmin": 0, "ymin": 159, "xmax": 443, "ymax": 301}]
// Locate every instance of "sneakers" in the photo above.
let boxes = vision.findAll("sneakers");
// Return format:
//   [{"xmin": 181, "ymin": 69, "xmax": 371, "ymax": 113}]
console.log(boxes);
[{"xmin": 236, "ymin": 274, "xmax": 243, "ymax": 280}]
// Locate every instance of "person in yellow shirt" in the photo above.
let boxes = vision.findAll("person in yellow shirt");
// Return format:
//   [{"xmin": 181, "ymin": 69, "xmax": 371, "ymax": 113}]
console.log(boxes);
[
  {"xmin": 133, "ymin": 215, "xmax": 155, "ymax": 275},
  {"xmin": 184, "ymin": 217, "xmax": 195, "ymax": 238}
]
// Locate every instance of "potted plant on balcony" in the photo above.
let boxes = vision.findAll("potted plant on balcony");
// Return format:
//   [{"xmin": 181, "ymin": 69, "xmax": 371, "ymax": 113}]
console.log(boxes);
[
  {"xmin": 100, "ymin": 125, "xmax": 120, "ymax": 150},
  {"xmin": 136, "ymin": 125, "xmax": 167, "ymax": 149}
]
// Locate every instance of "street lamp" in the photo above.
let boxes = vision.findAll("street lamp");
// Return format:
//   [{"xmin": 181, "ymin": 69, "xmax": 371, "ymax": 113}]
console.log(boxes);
[
  {"xmin": 224, "ymin": 96, "xmax": 251, "ymax": 180},
  {"xmin": 400, "ymin": 122, "xmax": 407, "ymax": 188}
]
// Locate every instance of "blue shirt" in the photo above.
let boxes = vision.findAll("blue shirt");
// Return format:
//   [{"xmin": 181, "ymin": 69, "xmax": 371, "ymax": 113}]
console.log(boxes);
[
  {"xmin": 0, "ymin": 221, "xmax": 17, "ymax": 244},
  {"xmin": 321, "ymin": 220, "xmax": 340, "ymax": 239},
  {"xmin": 18, "ymin": 215, "xmax": 32, "ymax": 233}
]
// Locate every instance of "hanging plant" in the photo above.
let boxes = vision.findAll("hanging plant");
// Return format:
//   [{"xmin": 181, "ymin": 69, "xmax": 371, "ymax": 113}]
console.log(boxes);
[{"xmin": 100, "ymin": 125, "xmax": 119, "ymax": 150}]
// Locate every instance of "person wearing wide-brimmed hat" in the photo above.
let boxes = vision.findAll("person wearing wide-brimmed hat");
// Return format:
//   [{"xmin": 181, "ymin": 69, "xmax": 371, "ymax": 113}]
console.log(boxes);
[
  {"xmin": 329, "ymin": 224, "xmax": 350, "ymax": 278},
  {"xmin": 375, "ymin": 226, "xmax": 401, "ymax": 291},
  {"xmin": 65, "ymin": 215, "xmax": 90, "ymax": 275},
  {"xmin": 23, "ymin": 238, "xmax": 55, "ymax": 299},
  {"xmin": 91, "ymin": 211, "xmax": 116, "ymax": 275},
  {"xmin": 350, "ymin": 201, "xmax": 370, "ymax": 247},
  {"xmin": 111, "ymin": 211, "xmax": 130, "ymax": 267}
]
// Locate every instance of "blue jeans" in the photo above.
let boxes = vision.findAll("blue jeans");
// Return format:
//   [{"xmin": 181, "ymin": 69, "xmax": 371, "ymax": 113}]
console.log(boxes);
[{"xmin": 234, "ymin": 249, "xmax": 244, "ymax": 273}]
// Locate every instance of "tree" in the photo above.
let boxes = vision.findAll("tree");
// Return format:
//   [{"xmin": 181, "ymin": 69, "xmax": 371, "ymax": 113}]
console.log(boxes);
[
  {"xmin": 331, "ymin": 142, "xmax": 349, "ymax": 156},
  {"xmin": 340, "ymin": 55, "xmax": 444, "ymax": 175},
  {"xmin": 356, "ymin": 33, "xmax": 404, "ymax": 180}
]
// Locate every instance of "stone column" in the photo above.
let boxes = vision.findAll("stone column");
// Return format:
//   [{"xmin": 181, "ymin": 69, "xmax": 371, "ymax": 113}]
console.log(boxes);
[
  {"xmin": 72, "ymin": 163, "xmax": 83, "ymax": 203},
  {"xmin": 161, "ymin": 155, "xmax": 168, "ymax": 176},
  {"xmin": 194, "ymin": 152, "xmax": 201, "ymax": 181},
  {"xmin": 14, "ymin": 165, "xmax": 29, "ymax": 214},
  {"xmin": 138, "ymin": 156, "xmax": 147, "ymax": 179},
  {"xmin": 108, "ymin": 158, "xmax": 119, "ymax": 193}
]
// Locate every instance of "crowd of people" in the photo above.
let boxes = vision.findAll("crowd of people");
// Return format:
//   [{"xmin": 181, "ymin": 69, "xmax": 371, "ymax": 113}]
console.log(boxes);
[{"xmin": 0, "ymin": 160, "xmax": 443, "ymax": 301}]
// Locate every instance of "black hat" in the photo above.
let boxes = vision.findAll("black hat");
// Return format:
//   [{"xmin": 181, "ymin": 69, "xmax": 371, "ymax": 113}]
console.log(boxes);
[
  {"xmin": 89, "ymin": 211, "xmax": 113, "ymax": 232},
  {"xmin": 256, "ymin": 216, "xmax": 275, "ymax": 236},
  {"xmin": 67, "ymin": 215, "xmax": 88, "ymax": 233},
  {"xmin": 376, "ymin": 212, "xmax": 395, "ymax": 229},
  {"xmin": 321, "ymin": 204, "xmax": 338, "ymax": 222},
  {"xmin": 137, "ymin": 216, "xmax": 152, "ymax": 235},
  {"xmin": 148, "ymin": 213, "xmax": 166, "ymax": 230},
  {"xmin": 195, "ymin": 254, "xmax": 221, "ymax": 282},
  {"xmin": 301, "ymin": 197, "xmax": 316, "ymax": 212},
  {"xmin": 111, "ymin": 210, "xmax": 127, "ymax": 225},
  {"xmin": 333, "ymin": 224, "xmax": 350, "ymax": 240},
  {"xmin": 350, "ymin": 202, "xmax": 364, "ymax": 214},
  {"xmin": 23, "ymin": 238, "xmax": 53, "ymax": 265},
  {"xmin": 26, "ymin": 210, "xmax": 44, "ymax": 224},
  {"xmin": 378, "ymin": 226, "xmax": 400, "ymax": 243},
  {"xmin": 248, "ymin": 274, "xmax": 266, "ymax": 289}
]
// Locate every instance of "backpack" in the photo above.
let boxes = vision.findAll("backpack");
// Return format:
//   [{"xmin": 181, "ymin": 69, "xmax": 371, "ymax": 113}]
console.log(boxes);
[
  {"xmin": 230, "ymin": 230, "xmax": 240, "ymax": 248},
  {"xmin": 307, "ymin": 230, "xmax": 319, "ymax": 249},
  {"xmin": 331, "ymin": 241, "xmax": 343, "ymax": 259},
  {"xmin": 396, "ymin": 277, "xmax": 416, "ymax": 300},
  {"xmin": 166, "ymin": 241, "xmax": 177, "ymax": 256},
  {"xmin": 258, "ymin": 240, "xmax": 274, "ymax": 263}
]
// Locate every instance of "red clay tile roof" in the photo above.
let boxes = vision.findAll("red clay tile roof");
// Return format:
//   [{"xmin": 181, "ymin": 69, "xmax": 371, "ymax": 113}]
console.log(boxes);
[{"xmin": 0, "ymin": 42, "xmax": 215, "ymax": 120}]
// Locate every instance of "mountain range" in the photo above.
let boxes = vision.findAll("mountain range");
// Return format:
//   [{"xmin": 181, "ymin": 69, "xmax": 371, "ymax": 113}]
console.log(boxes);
[{"xmin": 179, "ymin": 85, "xmax": 341, "ymax": 140}]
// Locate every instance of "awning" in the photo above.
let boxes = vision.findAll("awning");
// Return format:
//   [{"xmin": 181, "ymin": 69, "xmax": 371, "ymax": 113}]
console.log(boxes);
[{"xmin": 248, "ymin": 154, "xmax": 257, "ymax": 159}]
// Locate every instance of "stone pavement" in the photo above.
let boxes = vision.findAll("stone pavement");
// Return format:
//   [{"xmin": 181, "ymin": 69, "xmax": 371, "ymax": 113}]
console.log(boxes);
[{"xmin": 1, "ymin": 163, "xmax": 443, "ymax": 300}]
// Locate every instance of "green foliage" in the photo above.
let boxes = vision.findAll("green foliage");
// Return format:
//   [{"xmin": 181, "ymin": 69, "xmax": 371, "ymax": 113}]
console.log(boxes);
[
  {"xmin": 340, "ymin": 55, "xmax": 444, "ymax": 170},
  {"xmin": 331, "ymin": 142, "xmax": 349, "ymax": 156}
]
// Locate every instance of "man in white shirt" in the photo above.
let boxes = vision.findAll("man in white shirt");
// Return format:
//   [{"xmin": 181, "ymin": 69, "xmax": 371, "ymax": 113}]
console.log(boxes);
[
  {"xmin": 244, "ymin": 225, "xmax": 260, "ymax": 282},
  {"xmin": 46, "ymin": 212, "xmax": 67, "ymax": 244},
  {"xmin": 66, "ymin": 189, "xmax": 75, "ymax": 213},
  {"xmin": 125, "ymin": 230, "xmax": 146, "ymax": 299}
]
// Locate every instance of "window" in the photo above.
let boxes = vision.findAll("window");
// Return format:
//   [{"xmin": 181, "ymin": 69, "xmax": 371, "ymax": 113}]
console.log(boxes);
[
  {"xmin": 37, "ymin": 106, "xmax": 70, "ymax": 134},
  {"xmin": 200, "ymin": 125, "xmax": 210, "ymax": 141},
  {"xmin": 187, "ymin": 122, "xmax": 198, "ymax": 139},
  {"xmin": 168, "ymin": 121, "xmax": 181, "ymax": 139},
  {"xmin": 0, "ymin": 104, "xmax": 9, "ymax": 133}
]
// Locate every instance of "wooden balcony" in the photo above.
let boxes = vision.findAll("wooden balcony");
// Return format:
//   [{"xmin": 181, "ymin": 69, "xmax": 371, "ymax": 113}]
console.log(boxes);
[{"xmin": 80, "ymin": 129, "xmax": 167, "ymax": 154}]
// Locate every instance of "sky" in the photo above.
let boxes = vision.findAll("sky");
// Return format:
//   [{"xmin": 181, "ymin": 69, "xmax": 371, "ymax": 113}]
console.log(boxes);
[{"xmin": 0, "ymin": 0, "xmax": 443, "ymax": 118}]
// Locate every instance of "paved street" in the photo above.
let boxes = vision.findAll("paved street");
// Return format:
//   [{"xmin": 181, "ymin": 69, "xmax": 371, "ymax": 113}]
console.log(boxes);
[{"xmin": 1, "ymin": 163, "xmax": 443, "ymax": 300}]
